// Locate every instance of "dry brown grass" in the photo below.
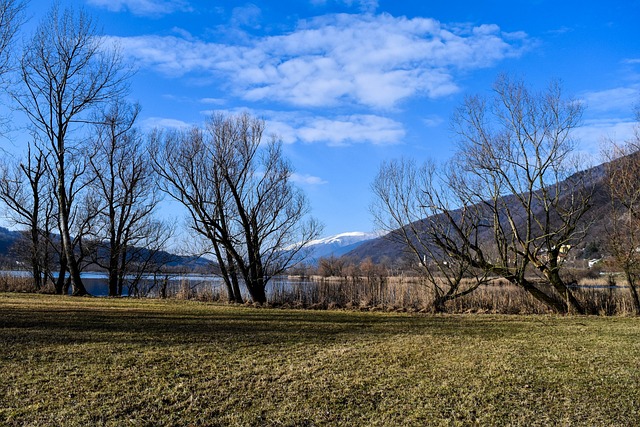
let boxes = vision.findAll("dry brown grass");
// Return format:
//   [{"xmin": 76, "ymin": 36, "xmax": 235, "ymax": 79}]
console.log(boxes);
[
  {"xmin": 0, "ymin": 272, "xmax": 43, "ymax": 293},
  {"xmin": 2, "ymin": 293, "xmax": 640, "ymax": 426},
  {"xmin": 3, "ymin": 271, "xmax": 637, "ymax": 315}
]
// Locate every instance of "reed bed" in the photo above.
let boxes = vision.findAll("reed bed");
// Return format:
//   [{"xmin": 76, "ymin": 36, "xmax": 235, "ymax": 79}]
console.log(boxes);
[
  {"xmin": 0, "ymin": 272, "xmax": 42, "ymax": 293},
  {"xmin": 265, "ymin": 275, "xmax": 638, "ymax": 315},
  {"xmin": 1, "ymin": 270, "xmax": 637, "ymax": 315}
]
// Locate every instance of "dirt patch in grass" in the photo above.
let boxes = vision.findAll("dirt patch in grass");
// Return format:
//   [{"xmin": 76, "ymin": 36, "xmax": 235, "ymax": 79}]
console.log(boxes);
[{"xmin": 1, "ymin": 293, "xmax": 639, "ymax": 426}]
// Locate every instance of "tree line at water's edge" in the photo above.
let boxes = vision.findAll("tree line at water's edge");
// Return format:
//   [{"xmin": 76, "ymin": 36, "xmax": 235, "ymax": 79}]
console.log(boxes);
[
  {"xmin": 0, "ymin": 2, "xmax": 321, "ymax": 302},
  {"xmin": 0, "ymin": 1, "xmax": 640, "ymax": 314}
]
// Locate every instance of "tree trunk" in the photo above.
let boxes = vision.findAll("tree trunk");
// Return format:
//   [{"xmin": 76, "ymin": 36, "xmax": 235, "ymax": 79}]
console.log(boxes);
[
  {"xmin": 626, "ymin": 273, "xmax": 640, "ymax": 316},
  {"xmin": 222, "ymin": 275, "xmax": 243, "ymax": 304},
  {"xmin": 222, "ymin": 278, "xmax": 234, "ymax": 302},
  {"xmin": 30, "ymin": 227, "xmax": 42, "ymax": 290},
  {"xmin": 562, "ymin": 287, "xmax": 586, "ymax": 315},
  {"xmin": 63, "ymin": 233, "xmax": 88, "ymax": 296},
  {"xmin": 108, "ymin": 270, "xmax": 118, "ymax": 297},
  {"xmin": 57, "ymin": 162, "xmax": 88, "ymax": 296},
  {"xmin": 518, "ymin": 278, "xmax": 571, "ymax": 314},
  {"xmin": 231, "ymin": 275, "xmax": 243, "ymax": 304},
  {"xmin": 107, "ymin": 248, "xmax": 119, "ymax": 296},
  {"xmin": 546, "ymin": 268, "xmax": 586, "ymax": 315},
  {"xmin": 54, "ymin": 260, "xmax": 67, "ymax": 295},
  {"xmin": 160, "ymin": 276, "xmax": 168, "ymax": 299},
  {"xmin": 56, "ymin": 158, "xmax": 85, "ymax": 296},
  {"xmin": 433, "ymin": 296, "xmax": 447, "ymax": 313},
  {"xmin": 216, "ymin": 247, "xmax": 244, "ymax": 303},
  {"xmin": 31, "ymin": 258, "xmax": 42, "ymax": 291},
  {"xmin": 63, "ymin": 277, "xmax": 71, "ymax": 295},
  {"xmin": 247, "ymin": 279, "xmax": 267, "ymax": 304},
  {"xmin": 227, "ymin": 252, "xmax": 243, "ymax": 303}
]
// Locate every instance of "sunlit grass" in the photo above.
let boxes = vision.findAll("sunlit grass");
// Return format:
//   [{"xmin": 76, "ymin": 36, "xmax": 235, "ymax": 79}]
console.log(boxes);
[{"xmin": 1, "ymin": 293, "xmax": 639, "ymax": 426}]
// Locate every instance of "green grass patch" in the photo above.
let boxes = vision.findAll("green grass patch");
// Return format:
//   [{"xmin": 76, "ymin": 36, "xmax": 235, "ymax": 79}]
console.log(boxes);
[{"xmin": 1, "ymin": 293, "xmax": 639, "ymax": 426}]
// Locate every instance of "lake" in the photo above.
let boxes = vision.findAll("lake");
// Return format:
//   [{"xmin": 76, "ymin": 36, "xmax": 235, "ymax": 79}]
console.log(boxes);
[{"xmin": 3, "ymin": 270, "xmax": 308, "ymax": 298}]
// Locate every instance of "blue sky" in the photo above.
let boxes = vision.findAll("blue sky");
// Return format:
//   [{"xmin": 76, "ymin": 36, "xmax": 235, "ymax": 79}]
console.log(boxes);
[{"xmin": 15, "ymin": 0, "xmax": 640, "ymax": 237}]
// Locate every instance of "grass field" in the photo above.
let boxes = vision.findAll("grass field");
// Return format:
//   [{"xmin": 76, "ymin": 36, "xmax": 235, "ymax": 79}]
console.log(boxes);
[{"xmin": 1, "ymin": 293, "xmax": 639, "ymax": 426}]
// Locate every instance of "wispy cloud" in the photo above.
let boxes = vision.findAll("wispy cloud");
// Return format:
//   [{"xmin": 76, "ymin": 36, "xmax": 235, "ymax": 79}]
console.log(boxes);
[
  {"xmin": 294, "ymin": 114, "xmax": 405, "ymax": 146},
  {"xmin": 200, "ymin": 108, "xmax": 405, "ymax": 146},
  {"xmin": 573, "ymin": 118, "xmax": 637, "ymax": 157},
  {"xmin": 546, "ymin": 26, "xmax": 573, "ymax": 36},
  {"xmin": 264, "ymin": 112, "xmax": 404, "ymax": 146},
  {"xmin": 87, "ymin": 0, "xmax": 192, "ymax": 17},
  {"xmin": 231, "ymin": 4, "xmax": 262, "ymax": 29},
  {"xmin": 581, "ymin": 86, "xmax": 640, "ymax": 113},
  {"xmin": 107, "ymin": 13, "xmax": 529, "ymax": 109},
  {"xmin": 310, "ymin": 0, "xmax": 378, "ymax": 13},
  {"xmin": 574, "ymin": 84, "xmax": 639, "ymax": 157},
  {"xmin": 291, "ymin": 173, "xmax": 328, "ymax": 185},
  {"xmin": 140, "ymin": 117, "xmax": 192, "ymax": 131},
  {"xmin": 199, "ymin": 97, "xmax": 226, "ymax": 105},
  {"xmin": 422, "ymin": 115, "xmax": 444, "ymax": 127}
]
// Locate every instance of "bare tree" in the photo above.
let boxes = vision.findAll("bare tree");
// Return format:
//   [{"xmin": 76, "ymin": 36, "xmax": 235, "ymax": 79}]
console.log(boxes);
[
  {"xmin": 603, "ymin": 107, "xmax": 640, "ymax": 314},
  {"xmin": 0, "ymin": 0, "xmax": 26, "ymax": 132},
  {"xmin": 151, "ymin": 126, "xmax": 245, "ymax": 303},
  {"xmin": 317, "ymin": 255, "xmax": 347, "ymax": 278},
  {"xmin": 371, "ymin": 158, "xmax": 489, "ymax": 312},
  {"xmin": 0, "ymin": 141, "xmax": 49, "ymax": 289},
  {"xmin": 374, "ymin": 76, "xmax": 593, "ymax": 314},
  {"xmin": 152, "ymin": 112, "xmax": 322, "ymax": 304},
  {"xmin": 87, "ymin": 100, "xmax": 167, "ymax": 296},
  {"xmin": 0, "ymin": 0, "xmax": 25, "ymax": 84},
  {"xmin": 13, "ymin": 5, "xmax": 129, "ymax": 295}
]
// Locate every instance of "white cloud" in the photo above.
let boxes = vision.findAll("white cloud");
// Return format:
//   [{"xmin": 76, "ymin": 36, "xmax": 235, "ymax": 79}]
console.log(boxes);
[
  {"xmin": 141, "ymin": 117, "xmax": 192, "ymax": 131},
  {"xmin": 343, "ymin": 0, "xmax": 378, "ymax": 13},
  {"xmin": 87, "ymin": 0, "xmax": 192, "ymax": 17},
  {"xmin": 108, "ymin": 13, "xmax": 528, "ymax": 109},
  {"xmin": 199, "ymin": 97, "xmax": 226, "ymax": 105},
  {"xmin": 573, "ymin": 118, "xmax": 637, "ymax": 156},
  {"xmin": 199, "ymin": 108, "xmax": 405, "ymax": 146},
  {"xmin": 581, "ymin": 86, "xmax": 640, "ymax": 113},
  {"xmin": 291, "ymin": 173, "xmax": 328, "ymax": 185},
  {"xmin": 310, "ymin": 0, "xmax": 378, "ymax": 13},
  {"xmin": 422, "ymin": 115, "xmax": 444, "ymax": 127},
  {"xmin": 231, "ymin": 4, "xmax": 262, "ymax": 29},
  {"xmin": 295, "ymin": 114, "xmax": 405, "ymax": 146}
]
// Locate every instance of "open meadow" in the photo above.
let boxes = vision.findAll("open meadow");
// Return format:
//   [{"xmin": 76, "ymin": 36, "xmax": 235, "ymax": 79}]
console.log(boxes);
[{"xmin": 1, "ymin": 293, "xmax": 640, "ymax": 426}]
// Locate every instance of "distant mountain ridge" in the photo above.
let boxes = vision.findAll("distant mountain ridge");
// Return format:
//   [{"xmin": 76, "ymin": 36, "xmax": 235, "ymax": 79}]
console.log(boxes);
[
  {"xmin": 0, "ymin": 226, "xmax": 381, "ymax": 270},
  {"xmin": 303, "ymin": 231, "xmax": 382, "ymax": 262},
  {"xmin": 345, "ymin": 161, "xmax": 611, "ymax": 264},
  {"xmin": 0, "ymin": 227, "xmax": 212, "ymax": 271}
]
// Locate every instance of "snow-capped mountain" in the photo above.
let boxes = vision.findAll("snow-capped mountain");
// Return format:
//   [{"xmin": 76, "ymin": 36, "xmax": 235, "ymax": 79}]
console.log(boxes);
[{"xmin": 303, "ymin": 231, "xmax": 383, "ymax": 262}]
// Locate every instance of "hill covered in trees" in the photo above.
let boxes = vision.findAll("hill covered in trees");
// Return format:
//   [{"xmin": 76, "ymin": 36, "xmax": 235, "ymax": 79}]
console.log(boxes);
[{"xmin": 346, "ymin": 161, "xmax": 610, "ymax": 266}]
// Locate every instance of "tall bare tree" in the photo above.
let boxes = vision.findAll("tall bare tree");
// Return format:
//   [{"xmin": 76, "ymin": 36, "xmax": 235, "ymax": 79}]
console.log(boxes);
[
  {"xmin": 374, "ymin": 76, "xmax": 593, "ymax": 314},
  {"xmin": 87, "ymin": 100, "xmax": 166, "ymax": 296},
  {"xmin": 13, "ymin": 5, "xmax": 129, "ymax": 295},
  {"xmin": 152, "ymin": 112, "xmax": 322, "ymax": 304},
  {"xmin": 0, "ymin": 141, "xmax": 49, "ymax": 289},
  {"xmin": 603, "ymin": 106, "xmax": 640, "ymax": 314},
  {"xmin": 372, "ymin": 158, "xmax": 489, "ymax": 312},
  {"xmin": 151, "ymin": 126, "xmax": 244, "ymax": 302}
]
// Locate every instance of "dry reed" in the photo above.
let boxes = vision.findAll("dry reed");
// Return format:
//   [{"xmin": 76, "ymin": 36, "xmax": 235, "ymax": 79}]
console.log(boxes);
[
  {"xmin": 263, "ymin": 275, "xmax": 638, "ymax": 315},
  {"xmin": 2, "ymin": 270, "xmax": 637, "ymax": 315}
]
